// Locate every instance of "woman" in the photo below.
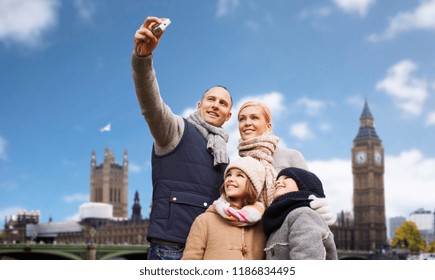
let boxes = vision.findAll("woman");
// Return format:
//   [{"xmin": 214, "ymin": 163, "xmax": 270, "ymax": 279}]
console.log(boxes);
[
  {"xmin": 238, "ymin": 101, "xmax": 309, "ymax": 170},
  {"xmin": 237, "ymin": 101, "xmax": 335, "ymax": 224},
  {"xmin": 237, "ymin": 101, "xmax": 308, "ymax": 207}
]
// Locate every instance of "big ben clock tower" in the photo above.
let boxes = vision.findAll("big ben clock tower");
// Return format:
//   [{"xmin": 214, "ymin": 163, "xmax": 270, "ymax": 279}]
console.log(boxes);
[{"xmin": 352, "ymin": 100, "xmax": 387, "ymax": 251}]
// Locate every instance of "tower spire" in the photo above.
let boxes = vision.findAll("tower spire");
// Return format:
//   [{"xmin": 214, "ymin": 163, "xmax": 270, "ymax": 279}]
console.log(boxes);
[
  {"xmin": 360, "ymin": 98, "xmax": 373, "ymax": 120},
  {"xmin": 131, "ymin": 191, "xmax": 142, "ymax": 223},
  {"xmin": 355, "ymin": 99, "xmax": 379, "ymax": 141}
]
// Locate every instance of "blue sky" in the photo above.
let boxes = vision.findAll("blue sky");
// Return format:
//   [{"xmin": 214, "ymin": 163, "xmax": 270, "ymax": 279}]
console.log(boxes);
[{"xmin": 1, "ymin": 0, "xmax": 435, "ymax": 228}]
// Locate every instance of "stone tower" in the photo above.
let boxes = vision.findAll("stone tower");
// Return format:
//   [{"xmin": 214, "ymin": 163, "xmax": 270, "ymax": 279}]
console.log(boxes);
[
  {"xmin": 90, "ymin": 148, "xmax": 128, "ymax": 219},
  {"xmin": 352, "ymin": 100, "xmax": 387, "ymax": 251},
  {"xmin": 131, "ymin": 191, "xmax": 142, "ymax": 223}
]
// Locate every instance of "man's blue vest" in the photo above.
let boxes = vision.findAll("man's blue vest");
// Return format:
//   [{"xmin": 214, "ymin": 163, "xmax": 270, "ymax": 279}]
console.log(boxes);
[{"xmin": 147, "ymin": 119, "xmax": 227, "ymax": 245}]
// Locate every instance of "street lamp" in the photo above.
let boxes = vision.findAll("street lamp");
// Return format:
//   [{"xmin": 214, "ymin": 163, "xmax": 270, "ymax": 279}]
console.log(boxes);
[
  {"xmin": 31, "ymin": 230, "xmax": 37, "ymax": 244},
  {"xmin": 90, "ymin": 227, "xmax": 96, "ymax": 244}
]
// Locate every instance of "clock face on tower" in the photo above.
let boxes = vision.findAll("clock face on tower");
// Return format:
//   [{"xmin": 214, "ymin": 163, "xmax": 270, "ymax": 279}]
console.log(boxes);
[
  {"xmin": 355, "ymin": 151, "xmax": 367, "ymax": 164},
  {"xmin": 375, "ymin": 150, "xmax": 382, "ymax": 165}
]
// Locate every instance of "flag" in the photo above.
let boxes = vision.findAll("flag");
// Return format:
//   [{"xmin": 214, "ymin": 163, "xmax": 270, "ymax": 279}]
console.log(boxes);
[{"xmin": 100, "ymin": 123, "xmax": 111, "ymax": 132}]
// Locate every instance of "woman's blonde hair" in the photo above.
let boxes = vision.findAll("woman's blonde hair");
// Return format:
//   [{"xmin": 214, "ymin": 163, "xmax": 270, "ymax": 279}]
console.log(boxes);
[{"xmin": 237, "ymin": 101, "xmax": 272, "ymax": 124}]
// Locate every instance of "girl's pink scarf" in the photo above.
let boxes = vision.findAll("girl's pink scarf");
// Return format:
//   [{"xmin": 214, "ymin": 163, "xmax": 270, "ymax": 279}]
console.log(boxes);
[{"xmin": 213, "ymin": 195, "xmax": 265, "ymax": 227}]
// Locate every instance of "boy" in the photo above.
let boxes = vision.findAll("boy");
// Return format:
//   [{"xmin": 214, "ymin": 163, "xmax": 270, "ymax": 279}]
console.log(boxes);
[{"xmin": 262, "ymin": 167, "xmax": 338, "ymax": 260}]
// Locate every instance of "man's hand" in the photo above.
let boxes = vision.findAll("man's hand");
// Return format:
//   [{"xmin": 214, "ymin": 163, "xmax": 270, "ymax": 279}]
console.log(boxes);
[{"xmin": 134, "ymin": 17, "xmax": 165, "ymax": 57}]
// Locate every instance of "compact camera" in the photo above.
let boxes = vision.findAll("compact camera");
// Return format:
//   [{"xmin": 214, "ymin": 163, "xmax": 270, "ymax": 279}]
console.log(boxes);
[{"xmin": 152, "ymin": 18, "xmax": 171, "ymax": 36}]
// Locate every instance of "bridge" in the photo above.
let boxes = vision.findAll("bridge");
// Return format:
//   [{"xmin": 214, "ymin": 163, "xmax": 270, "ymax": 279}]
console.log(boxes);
[
  {"xmin": 0, "ymin": 243, "xmax": 148, "ymax": 260},
  {"xmin": 1, "ymin": 244, "xmax": 394, "ymax": 260},
  {"xmin": 337, "ymin": 250, "xmax": 372, "ymax": 260},
  {"xmin": 337, "ymin": 249, "xmax": 400, "ymax": 260}
]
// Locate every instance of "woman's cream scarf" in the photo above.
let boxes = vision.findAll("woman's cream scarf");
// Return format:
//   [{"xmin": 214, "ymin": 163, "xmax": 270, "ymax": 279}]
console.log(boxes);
[{"xmin": 238, "ymin": 130, "xmax": 279, "ymax": 207}]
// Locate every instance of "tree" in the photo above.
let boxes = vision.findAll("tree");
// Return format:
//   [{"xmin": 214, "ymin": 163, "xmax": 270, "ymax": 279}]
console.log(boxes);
[
  {"xmin": 427, "ymin": 241, "xmax": 435, "ymax": 253},
  {"xmin": 391, "ymin": 221, "xmax": 426, "ymax": 254}
]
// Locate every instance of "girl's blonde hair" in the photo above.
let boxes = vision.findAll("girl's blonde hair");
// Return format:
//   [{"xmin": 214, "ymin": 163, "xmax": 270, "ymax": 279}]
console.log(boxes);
[{"xmin": 237, "ymin": 101, "xmax": 272, "ymax": 125}]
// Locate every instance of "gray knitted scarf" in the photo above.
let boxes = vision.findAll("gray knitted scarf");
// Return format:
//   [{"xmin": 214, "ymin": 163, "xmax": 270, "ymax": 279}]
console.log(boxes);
[{"xmin": 187, "ymin": 111, "xmax": 229, "ymax": 166}]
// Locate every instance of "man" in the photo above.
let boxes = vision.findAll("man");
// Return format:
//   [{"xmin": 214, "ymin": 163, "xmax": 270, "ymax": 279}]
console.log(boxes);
[{"xmin": 132, "ymin": 16, "xmax": 232, "ymax": 260}]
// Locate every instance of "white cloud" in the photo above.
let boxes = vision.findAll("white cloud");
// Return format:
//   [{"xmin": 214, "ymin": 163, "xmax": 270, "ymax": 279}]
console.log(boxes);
[
  {"xmin": 0, "ymin": 206, "xmax": 26, "ymax": 226},
  {"xmin": 234, "ymin": 92, "xmax": 285, "ymax": 118},
  {"xmin": 224, "ymin": 91, "xmax": 285, "ymax": 133},
  {"xmin": 376, "ymin": 60, "xmax": 429, "ymax": 116},
  {"xmin": 298, "ymin": 6, "xmax": 332, "ymax": 31},
  {"xmin": 129, "ymin": 162, "xmax": 142, "ymax": 174},
  {"xmin": 384, "ymin": 149, "xmax": 435, "ymax": 217},
  {"xmin": 216, "ymin": 0, "xmax": 240, "ymax": 17},
  {"xmin": 319, "ymin": 122, "xmax": 332, "ymax": 132},
  {"xmin": 426, "ymin": 111, "xmax": 435, "ymax": 126},
  {"xmin": 0, "ymin": 135, "xmax": 7, "ymax": 161},
  {"xmin": 181, "ymin": 107, "xmax": 196, "ymax": 118},
  {"xmin": 61, "ymin": 159, "xmax": 77, "ymax": 167},
  {"xmin": 0, "ymin": 0, "xmax": 60, "ymax": 48},
  {"xmin": 346, "ymin": 95, "xmax": 365, "ymax": 107},
  {"xmin": 368, "ymin": 0, "xmax": 435, "ymax": 41},
  {"xmin": 0, "ymin": 207, "xmax": 26, "ymax": 219},
  {"xmin": 73, "ymin": 0, "xmax": 95, "ymax": 22},
  {"xmin": 308, "ymin": 158, "xmax": 353, "ymax": 214},
  {"xmin": 308, "ymin": 149, "xmax": 435, "ymax": 220},
  {"xmin": 331, "ymin": 0, "xmax": 375, "ymax": 16},
  {"xmin": 227, "ymin": 126, "xmax": 243, "ymax": 162},
  {"xmin": 64, "ymin": 212, "xmax": 80, "ymax": 221},
  {"xmin": 63, "ymin": 193, "xmax": 89, "ymax": 203},
  {"xmin": 299, "ymin": 7, "xmax": 332, "ymax": 19},
  {"xmin": 290, "ymin": 122, "xmax": 314, "ymax": 141},
  {"xmin": 296, "ymin": 97, "xmax": 327, "ymax": 116},
  {"xmin": 0, "ymin": 180, "xmax": 18, "ymax": 190},
  {"xmin": 245, "ymin": 20, "xmax": 259, "ymax": 31}
]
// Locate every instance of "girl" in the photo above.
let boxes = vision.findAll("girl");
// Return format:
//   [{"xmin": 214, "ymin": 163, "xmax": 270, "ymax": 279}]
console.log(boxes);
[{"xmin": 182, "ymin": 156, "xmax": 267, "ymax": 260}]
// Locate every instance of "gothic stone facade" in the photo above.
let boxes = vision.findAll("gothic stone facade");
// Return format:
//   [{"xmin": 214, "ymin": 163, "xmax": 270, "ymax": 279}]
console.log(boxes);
[{"xmin": 90, "ymin": 148, "xmax": 128, "ymax": 219}]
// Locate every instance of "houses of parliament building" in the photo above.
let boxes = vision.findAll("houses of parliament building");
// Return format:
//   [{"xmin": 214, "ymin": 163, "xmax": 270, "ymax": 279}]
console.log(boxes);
[
  {"xmin": 3, "ymin": 148, "xmax": 149, "ymax": 245},
  {"xmin": 3, "ymin": 101, "xmax": 387, "ymax": 253}
]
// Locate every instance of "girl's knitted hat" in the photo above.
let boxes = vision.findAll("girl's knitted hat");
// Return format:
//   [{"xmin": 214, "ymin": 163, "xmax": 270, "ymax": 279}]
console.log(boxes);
[
  {"xmin": 225, "ymin": 156, "xmax": 266, "ymax": 196},
  {"xmin": 276, "ymin": 167, "xmax": 325, "ymax": 198}
]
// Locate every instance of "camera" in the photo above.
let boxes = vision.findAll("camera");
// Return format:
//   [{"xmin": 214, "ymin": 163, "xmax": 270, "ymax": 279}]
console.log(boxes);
[{"xmin": 152, "ymin": 18, "xmax": 171, "ymax": 36}]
